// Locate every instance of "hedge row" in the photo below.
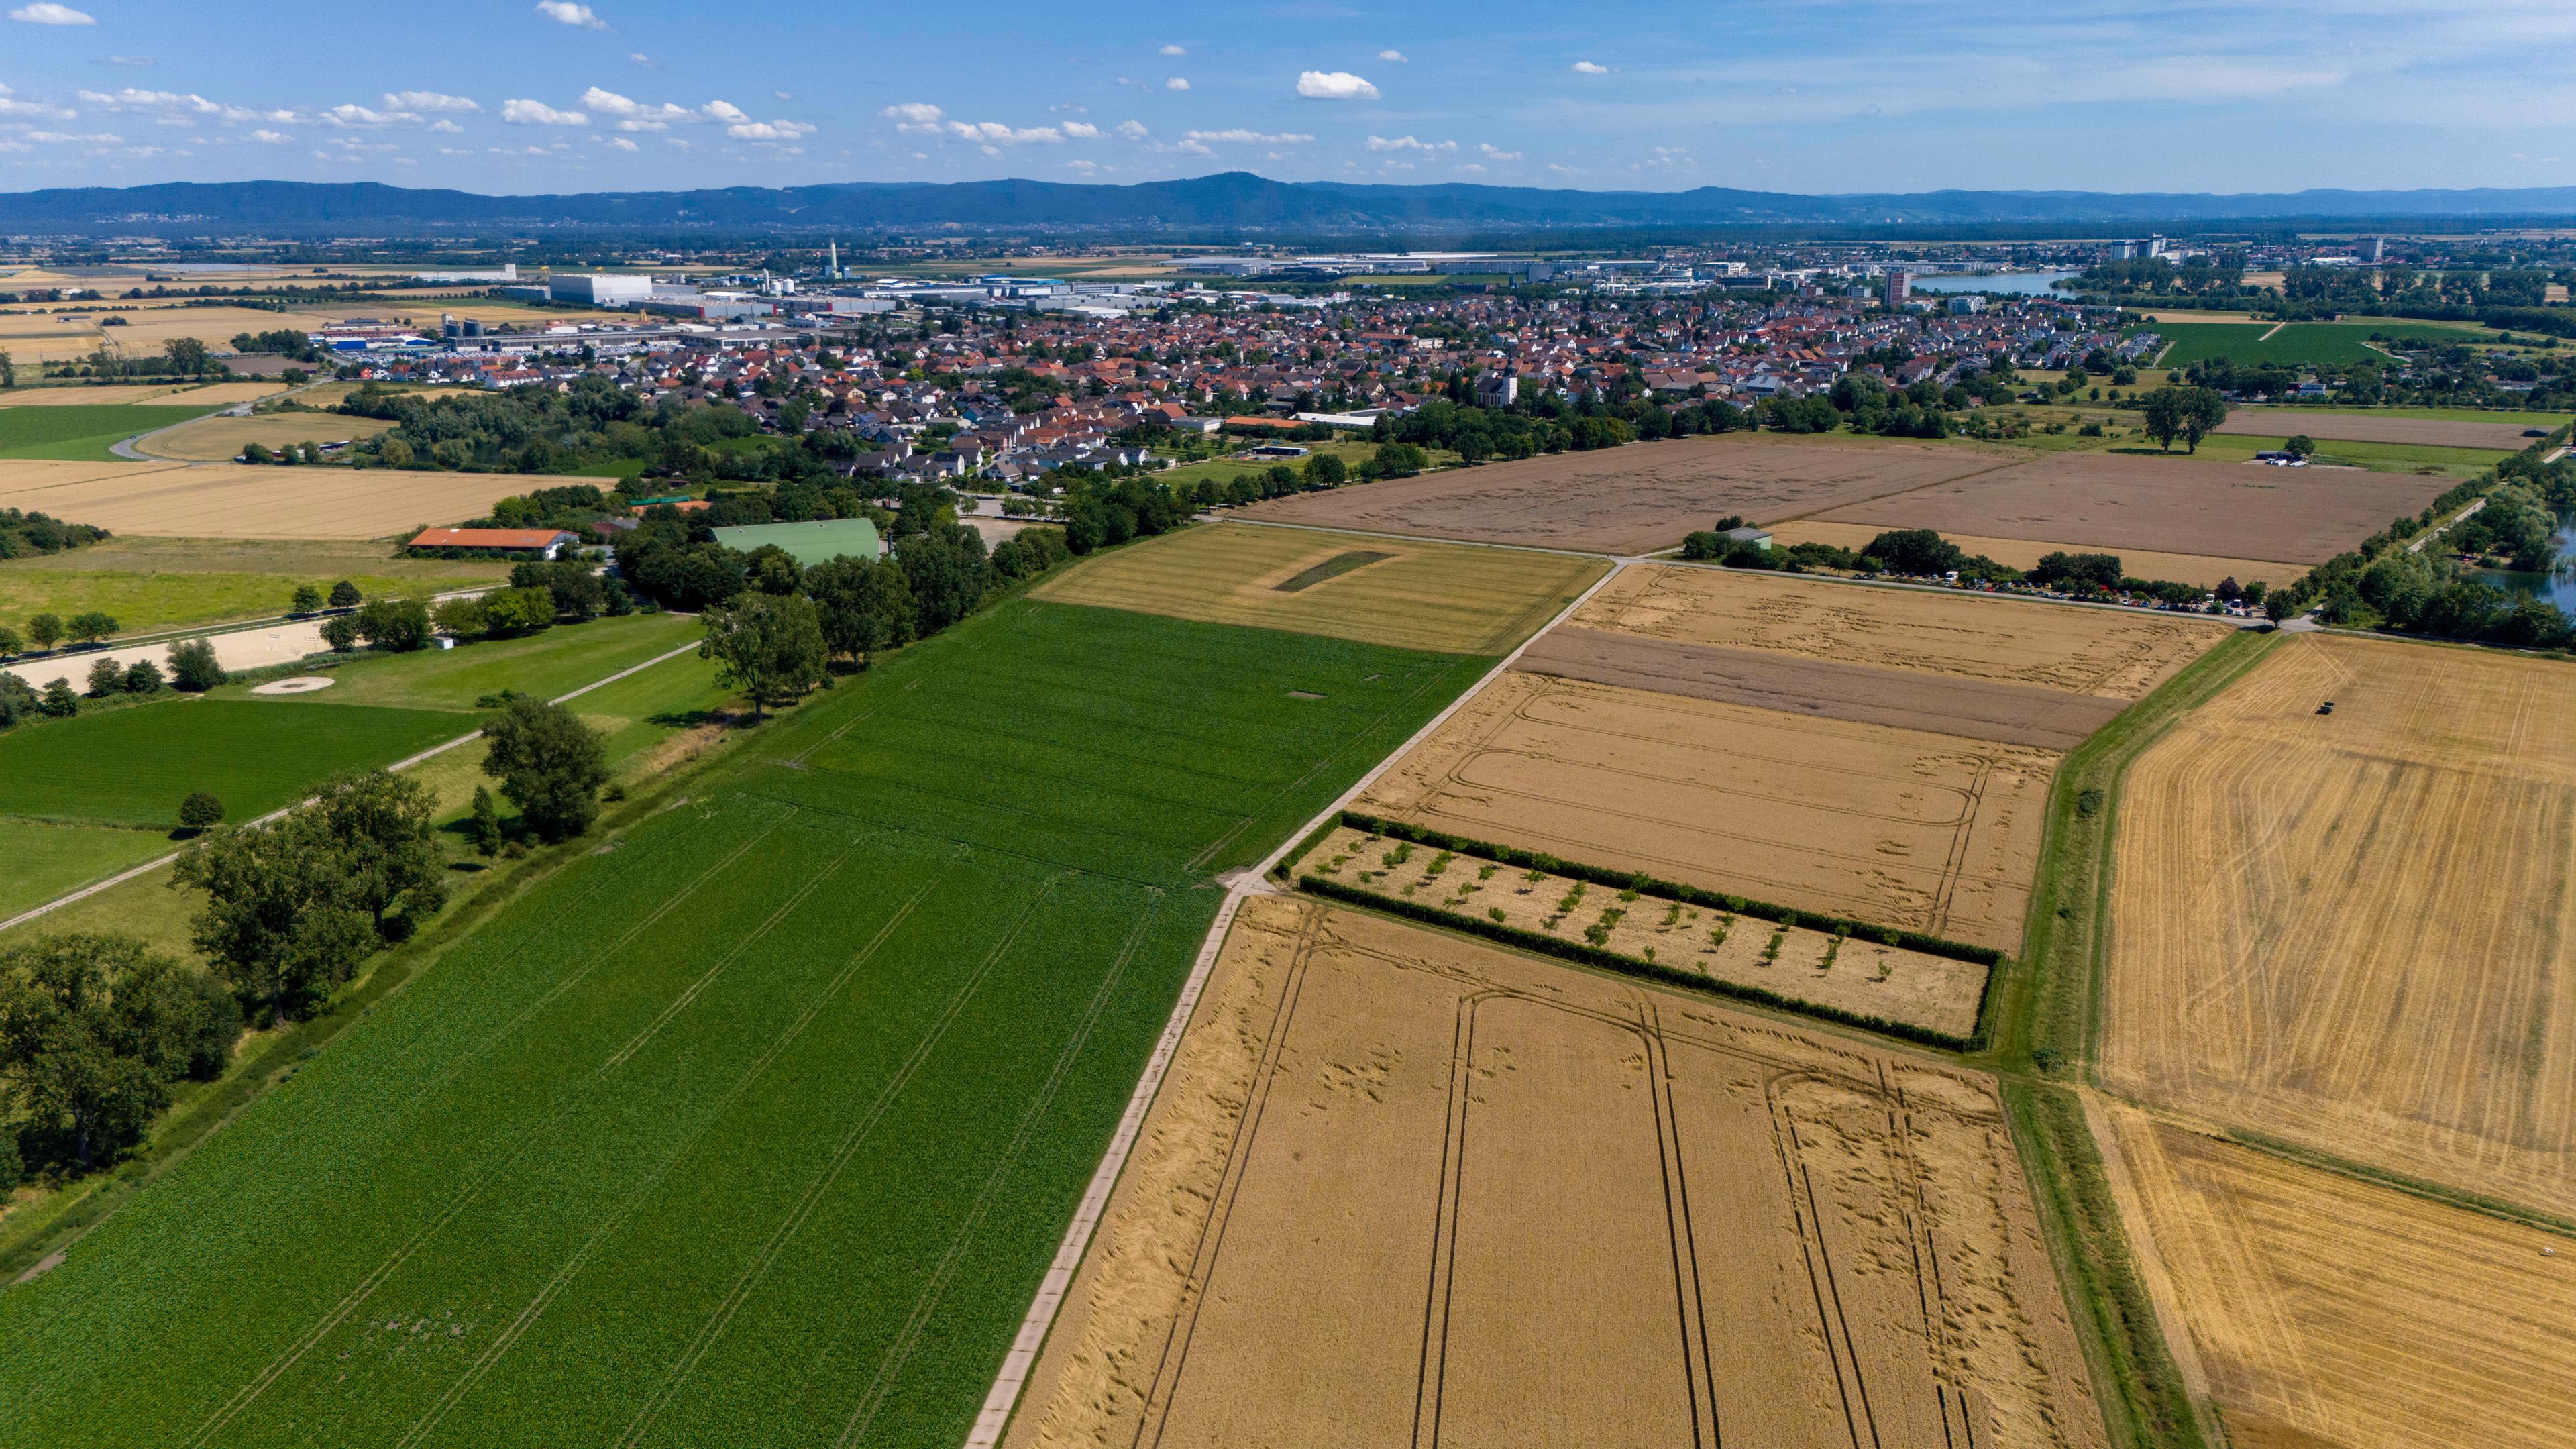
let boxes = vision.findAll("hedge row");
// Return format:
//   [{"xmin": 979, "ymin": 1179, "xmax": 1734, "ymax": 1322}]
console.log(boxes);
[
  {"xmin": 1333, "ymin": 811, "xmax": 2005, "ymax": 968},
  {"xmin": 1297, "ymin": 875, "xmax": 1974, "ymax": 1053}
]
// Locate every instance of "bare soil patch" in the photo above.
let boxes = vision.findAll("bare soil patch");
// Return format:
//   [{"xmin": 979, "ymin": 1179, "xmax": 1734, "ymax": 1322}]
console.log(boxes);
[
  {"xmin": 2106, "ymin": 1107, "xmax": 2576, "ymax": 1449},
  {"xmin": 1574, "ymin": 562, "xmax": 2230, "ymax": 700},
  {"xmin": 1768, "ymin": 519, "xmax": 2305, "ymax": 590},
  {"xmin": 0, "ymin": 461, "xmax": 610, "ymax": 540},
  {"xmin": 2213, "ymin": 409, "xmax": 2539, "ymax": 451},
  {"xmin": 1520, "ymin": 625, "xmax": 2125, "ymax": 751},
  {"xmin": 1358, "ymin": 669, "xmax": 2057, "ymax": 951},
  {"xmin": 2106, "ymin": 632, "xmax": 2576, "ymax": 1217},
  {"xmin": 1236, "ymin": 434, "xmax": 2008, "ymax": 554},
  {"xmin": 1004, "ymin": 896, "xmax": 2104, "ymax": 1449},
  {"xmin": 1815, "ymin": 450, "xmax": 2452, "ymax": 564}
]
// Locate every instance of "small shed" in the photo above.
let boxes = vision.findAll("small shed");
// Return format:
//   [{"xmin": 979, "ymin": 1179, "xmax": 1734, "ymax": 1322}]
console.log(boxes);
[{"xmin": 1724, "ymin": 526, "xmax": 1774, "ymax": 552}]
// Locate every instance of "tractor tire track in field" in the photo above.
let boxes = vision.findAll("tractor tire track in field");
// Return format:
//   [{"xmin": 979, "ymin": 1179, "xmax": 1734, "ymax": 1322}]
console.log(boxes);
[
  {"xmin": 389, "ymin": 843, "xmax": 890, "ymax": 1449},
  {"xmin": 608, "ymin": 870, "xmax": 1069, "ymax": 1449},
  {"xmin": 180, "ymin": 808, "xmax": 804, "ymax": 1449}
]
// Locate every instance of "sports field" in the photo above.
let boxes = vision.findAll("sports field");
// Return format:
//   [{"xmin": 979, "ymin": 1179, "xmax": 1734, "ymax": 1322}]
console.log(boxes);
[
  {"xmin": 1238, "ymin": 434, "xmax": 2006, "ymax": 553},
  {"xmin": 1765, "ymin": 520, "xmax": 2304, "ymax": 590},
  {"xmin": 0, "ymin": 460, "xmax": 608, "ymax": 539},
  {"xmin": 1027, "ymin": 521, "xmax": 1604, "ymax": 653},
  {"xmin": 2104, "ymin": 1108, "xmax": 2576, "ymax": 1449},
  {"xmin": 2104, "ymin": 633, "xmax": 2576, "ymax": 1216},
  {"xmin": 0, "ymin": 698, "xmax": 468, "ymax": 826},
  {"xmin": 131, "ymin": 410, "xmax": 396, "ymax": 462},
  {"xmin": 1572, "ymin": 564, "xmax": 2229, "ymax": 700},
  {"xmin": 0, "ymin": 403, "xmax": 232, "ymax": 462},
  {"xmin": 1004, "ymin": 896, "xmax": 2104, "ymax": 1448},
  {"xmin": 1813, "ymin": 450, "xmax": 2454, "ymax": 565},
  {"xmin": 1358, "ymin": 669, "xmax": 2056, "ymax": 951},
  {"xmin": 0, "ymin": 600, "xmax": 1488, "ymax": 1448}
]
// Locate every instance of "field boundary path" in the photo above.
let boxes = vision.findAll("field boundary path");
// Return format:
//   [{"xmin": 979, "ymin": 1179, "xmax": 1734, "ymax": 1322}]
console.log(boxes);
[
  {"xmin": 0, "ymin": 636, "xmax": 702, "ymax": 936},
  {"xmin": 962, "ymin": 559, "xmax": 1631, "ymax": 1449}
]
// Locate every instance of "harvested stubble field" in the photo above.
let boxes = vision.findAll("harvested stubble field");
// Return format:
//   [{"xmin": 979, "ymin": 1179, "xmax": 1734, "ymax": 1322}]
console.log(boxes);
[
  {"xmin": 1236, "ymin": 434, "xmax": 2006, "ymax": 554},
  {"xmin": 2104, "ymin": 633, "xmax": 2576, "ymax": 1216},
  {"xmin": 0, "ymin": 382, "xmax": 281, "ymax": 408},
  {"xmin": 132, "ymin": 409, "xmax": 396, "ymax": 462},
  {"xmin": 1812, "ymin": 451, "xmax": 2455, "ymax": 566},
  {"xmin": 1573, "ymin": 562, "xmax": 2230, "ymax": 700},
  {"xmin": 1358, "ymin": 669, "xmax": 2057, "ymax": 952},
  {"xmin": 0, "ymin": 600, "xmax": 1481, "ymax": 1448},
  {"xmin": 2103, "ymin": 1108, "xmax": 2576, "ymax": 1449},
  {"xmin": 0, "ymin": 460, "xmax": 608, "ymax": 539},
  {"xmin": 1027, "ymin": 521, "xmax": 1604, "ymax": 653},
  {"xmin": 1004, "ymin": 896, "xmax": 2104, "ymax": 1449},
  {"xmin": 2212, "ymin": 409, "xmax": 2544, "ymax": 451},
  {"xmin": 1765, "ymin": 519, "xmax": 2306, "ymax": 591},
  {"xmin": 1301, "ymin": 822, "xmax": 1988, "ymax": 1038}
]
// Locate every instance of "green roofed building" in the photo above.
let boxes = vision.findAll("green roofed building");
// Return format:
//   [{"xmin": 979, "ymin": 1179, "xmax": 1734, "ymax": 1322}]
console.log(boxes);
[{"xmin": 710, "ymin": 517, "xmax": 885, "ymax": 566}]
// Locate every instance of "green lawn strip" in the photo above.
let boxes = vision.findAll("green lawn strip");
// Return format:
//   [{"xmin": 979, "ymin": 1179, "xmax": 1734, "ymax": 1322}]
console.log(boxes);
[
  {"xmin": 0, "ymin": 698, "xmax": 471, "ymax": 826},
  {"xmin": 0, "ymin": 403, "xmax": 232, "ymax": 461},
  {"xmin": 0, "ymin": 594, "xmax": 1494, "ymax": 1444},
  {"xmin": 0, "ymin": 568, "xmax": 496, "ymax": 640},
  {"xmin": 219, "ymin": 612, "xmax": 700, "ymax": 712},
  {"xmin": 0, "ymin": 818, "xmax": 174, "ymax": 919}
]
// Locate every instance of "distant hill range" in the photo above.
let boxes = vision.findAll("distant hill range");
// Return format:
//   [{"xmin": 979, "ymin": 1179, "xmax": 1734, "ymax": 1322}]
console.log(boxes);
[{"xmin": 7, "ymin": 173, "xmax": 2576, "ymax": 237}]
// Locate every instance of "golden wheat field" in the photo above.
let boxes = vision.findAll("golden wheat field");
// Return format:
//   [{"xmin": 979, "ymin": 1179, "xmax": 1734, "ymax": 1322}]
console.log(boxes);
[
  {"xmin": 2102, "ymin": 1106, "xmax": 2576, "ymax": 1449},
  {"xmin": 1357, "ymin": 669, "xmax": 2056, "ymax": 951},
  {"xmin": 1574, "ymin": 564, "xmax": 2231, "ymax": 699},
  {"xmin": 1765, "ymin": 521, "xmax": 2306, "ymax": 592},
  {"xmin": 2104, "ymin": 632, "xmax": 2576, "ymax": 1216},
  {"xmin": 1299, "ymin": 822, "xmax": 1990, "ymax": 1038},
  {"xmin": 1005, "ymin": 896, "xmax": 2105, "ymax": 1449},
  {"xmin": 0, "ymin": 460, "xmax": 607, "ymax": 539},
  {"xmin": 1030, "ymin": 521, "xmax": 1607, "ymax": 653},
  {"xmin": 132, "ymin": 411, "xmax": 396, "ymax": 463}
]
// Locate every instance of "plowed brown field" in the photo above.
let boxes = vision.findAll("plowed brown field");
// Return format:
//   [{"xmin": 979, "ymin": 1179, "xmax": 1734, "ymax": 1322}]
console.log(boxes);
[
  {"xmin": 1766, "ymin": 520, "xmax": 2304, "ymax": 591},
  {"xmin": 1236, "ymin": 435, "xmax": 2007, "ymax": 554},
  {"xmin": 2105, "ymin": 1107, "xmax": 2576, "ymax": 1449},
  {"xmin": 2212, "ymin": 410, "xmax": 2542, "ymax": 451},
  {"xmin": 2104, "ymin": 633, "xmax": 2576, "ymax": 1216},
  {"xmin": 1028, "ymin": 521, "xmax": 1605, "ymax": 653},
  {"xmin": 1572, "ymin": 563, "xmax": 2230, "ymax": 699},
  {"xmin": 0, "ymin": 460, "xmax": 609, "ymax": 539},
  {"xmin": 1005, "ymin": 896, "xmax": 2105, "ymax": 1449},
  {"xmin": 1357, "ymin": 669, "xmax": 2056, "ymax": 951},
  {"xmin": 1813, "ymin": 451, "xmax": 2451, "ymax": 564}
]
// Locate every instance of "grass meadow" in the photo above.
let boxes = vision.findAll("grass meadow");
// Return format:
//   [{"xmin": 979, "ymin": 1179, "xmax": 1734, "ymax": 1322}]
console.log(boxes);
[
  {"xmin": 0, "ymin": 698, "xmax": 468, "ymax": 826},
  {"xmin": 0, "ymin": 597, "xmax": 1486, "ymax": 1447},
  {"xmin": 0, "ymin": 537, "xmax": 508, "ymax": 639},
  {"xmin": 0, "ymin": 402, "xmax": 231, "ymax": 462},
  {"xmin": 0, "ymin": 818, "xmax": 172, "ymax": 918}
]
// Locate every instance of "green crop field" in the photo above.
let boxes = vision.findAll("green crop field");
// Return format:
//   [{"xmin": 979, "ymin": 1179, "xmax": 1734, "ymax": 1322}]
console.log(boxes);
[
  {"xmin": 2145, "ymin": 321, "xmax": 2398, "ymax": 368},
  {"xmin": 0, "ymin": 598, "xmax": 1487, "ymax": 1448},
  {"xmin": 0, "ymin": 698, "xmax": 468, "ymax": 826},
  {"xmin": 0, "ymin": 403, "xmax": 231, "ymax": 462}
]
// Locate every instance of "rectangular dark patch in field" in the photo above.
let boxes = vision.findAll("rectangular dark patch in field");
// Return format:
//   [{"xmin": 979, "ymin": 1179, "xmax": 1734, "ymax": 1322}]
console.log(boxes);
[
  {"xmin": 1272, "ymin": 550, "xmax": 1395, "ymax": 592},
  {"xmin": 1517, "ymin": 626, "xmax": 2126, "ymax": 750}
]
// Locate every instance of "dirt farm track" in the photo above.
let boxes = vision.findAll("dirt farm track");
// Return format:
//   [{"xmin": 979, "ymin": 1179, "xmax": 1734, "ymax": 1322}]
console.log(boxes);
[
  {"xmin": 2104, "ymin": 633, "xmax": 2576, "ymax": 1218},
  {"xmin": 1005, "ymin": 897, "xmax": 2106, "ymax": 1449}
]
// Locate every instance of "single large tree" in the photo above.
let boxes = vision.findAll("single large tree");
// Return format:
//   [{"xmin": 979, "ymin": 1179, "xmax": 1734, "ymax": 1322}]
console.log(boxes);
[
  {"xmin": 306, "ymin": 770, "xmax": 449, "ymax": 934},
  {"xmin": 171, "ymin": 816, "xmax": 374, "ymax": 1028},
  {"xmin": 480, "ymin": 695, "xmax": 611, "ymax": 842},
  {"xmin": 0, "ymin": 934, "xmax": 240, "ymax": 1171},
  {"xmin": 805, "ymin": 555, "xmax": 916, "ymax": 667},
  {"xmin": 699, "ymin": 592, "xmax": 827, "ymax": 721}
]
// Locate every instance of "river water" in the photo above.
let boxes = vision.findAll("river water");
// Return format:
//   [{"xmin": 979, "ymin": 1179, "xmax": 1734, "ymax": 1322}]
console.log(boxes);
[
  {"xmin": 1907, "ymin": 270, "xmax": 2082, "ymax": 297},
  {"xmin": 2471, "ymin": 513, "xmax": 2576, "ymax": 611}
]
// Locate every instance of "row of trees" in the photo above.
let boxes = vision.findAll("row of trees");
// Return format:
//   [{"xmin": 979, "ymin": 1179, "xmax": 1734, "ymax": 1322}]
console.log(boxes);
[
  {"xmin": 0, "ymin": 639, "xmax": 223, "ymax": 729},
  {"xmin": 1681, "ymin": 523, "xmax": 2257, "ymax": 612}
]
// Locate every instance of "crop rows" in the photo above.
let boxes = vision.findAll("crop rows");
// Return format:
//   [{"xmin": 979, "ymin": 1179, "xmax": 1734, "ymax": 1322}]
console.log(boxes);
[{"xmin": 0, "ymin": 698, "xmax": 469, "ymax": 826}]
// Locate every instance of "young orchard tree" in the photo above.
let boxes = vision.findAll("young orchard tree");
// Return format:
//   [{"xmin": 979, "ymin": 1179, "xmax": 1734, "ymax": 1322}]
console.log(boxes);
[
  {"xmin": 468, "ymin": 784, "xmax": 502, "ymax": 857},
  {"xmin": 327, "ymin": 580, "xmax": 362, "ymax": 610},
  {"xmin": 290, "ymin": 583, "xmax": 324, "ymax": 615},
  {"xmin": 65, "ymin": 612, "xmax": 117, "ymax": 645},
  {"xmin": 318, "ymin": 615, "xmax": 360, "ymax": 653},
  {"xmin": 479, "ymin": 695, "xmax": 611, "ymax": 843},
  {"xmin": 166, "ymin": 637, "xmax": 224, "ymax": 692},
  {"xmin": 178, "ymin": 792, "xmax": 225, "ymax": 832},
  {"xmin": 699, "ymin": 592, "xmax": 827, "ymax": 721},
  {"xmin": 26, "ymin": 613, "xmax": 63, "ymax": 652}
]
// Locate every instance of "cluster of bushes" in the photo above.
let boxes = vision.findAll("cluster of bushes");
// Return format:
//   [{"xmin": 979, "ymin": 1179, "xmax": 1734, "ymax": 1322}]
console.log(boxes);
[
  {"xmin": 1062, "ymin": 475, "xmax": 1185, "ymax": 555},
  {"xmin": 0, "ymin": 638, "xmax": 223, "ymax": 729},
  {"xmin": 0, "ymin": 934, "xmax": 240, "ymax": 1184},
  {"xmin": 1678, "ymin": 523, "xmax": 2239, "ymax": 610},
  {"xmin": 0, "ymin": 508, "xmax": 109, "ymax": 561}
]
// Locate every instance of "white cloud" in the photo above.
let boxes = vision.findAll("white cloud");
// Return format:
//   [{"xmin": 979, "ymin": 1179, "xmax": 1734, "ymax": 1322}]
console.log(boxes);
[
  {"xmin": 702, "ymin": 99, "xmax": 748, "ymax": 122},
  {"xmin": 386, "ymin": 90, "xmax": 478, "ymax": 113},
  {"xmin": 609, "ymin": 136, "xmax": 638, "ymax": 151},
  {"xmin": 103, "ymin": 54, "xmax": 150, "ymax": 66},
  {"xmin": 1159, "ymin": 43, "xmax": 1186, "ymax": 56},
  {"xmin": 1165, "ymin": 76, "xmax": 1189, "ymax": 91},
  {"xmin": 1379, "ymin": 49, "xmax": 1407, "ymax": 62},
  {"xmin": 1113, "ymin": 118, "xmax": 1147, "ymax": 139},
  {"xmin": 1067, "ymin": 158, "xmax": 1097, "ymax": 172},
  {"xmin": 627, "ymin": 50, "xmax": 653, "ymax": 66},
  {"xmin": 9, "ymin": 3, "xmax": 94, "ymax": 24},
  {"xmin": 0, "ymin": 85, "xmax": 74, "ymax": 119},
  {"xmin": 534, "ymin": 1, "xmax": 606, "ymax": 29},
  {"xmin": 1571, "ymin": 60, "xmax": 1610, "ymax": 74},
  {"xmin": 19, "ymin": 129, "xmax": 117, "ymax": 143},
  {"xmin": 1171, "ymin": 138, "xmax": 1211, "ymax": 156},
  {"xmin": 1478, "ymin": 142, "xmax": 1521, "ymax": 160},
  {"xmin": 729, "ymin": 119, "xmax": 814, "ymax": 141},
  {"xmin": 1366, "ymin": 133, "xmax": 1454, "ymax": 151},
  {"xmin": 78, "ymin": 87, "xmax": 263, "ymax": 122},
  {"xmin": 882, "ymin": 101, "xmax": 941, "ymax": 123},
  {"xmin": 772, "ymin": 89, "xmax": 792, "ymax": 101},
  {"xmin": 1187, "ymin": 127, "xmax": 1313, "ymax": 144},
  {"xmin": 249, "ymin": 128, "xmax": 290, "ymax": 143},
  {"xmin": 1296, "ymin": 70, "xmax": 1378, "ymax": 100},
  {"xmin": 1062, "ymin": 121, "xmax": 1099, "ymax": 138},
  {"xmin": 500, "ymin": 98, "xmax": 587, "ymax": 125},
  {"xmin": 429, "ymin": 118, "xmax": 462, "ymax": 133},
  {"xmin": 323, "ymin": 103, "xmax": 417, "ymax": 127},
  {"xmin": 1547, "ymin": 162, "xmax": 1575, "ymax": 173},
  {"xmin": 580, "ymin": 87, "xmax": 695, "ymax": 128},
  {"xmin": 947, "ymin": 119, "xmax": 1063, "ymax": 144}
]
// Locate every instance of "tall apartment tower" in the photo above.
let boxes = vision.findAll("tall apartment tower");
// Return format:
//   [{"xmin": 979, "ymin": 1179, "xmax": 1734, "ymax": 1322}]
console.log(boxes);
[
  {"xmin": 1883, "ymin": 268, "xmax": 1910, "ymax": 306},
  {"xmin": 2357, "ymin": 235, "xmax": 2386, "ymax": 264}
]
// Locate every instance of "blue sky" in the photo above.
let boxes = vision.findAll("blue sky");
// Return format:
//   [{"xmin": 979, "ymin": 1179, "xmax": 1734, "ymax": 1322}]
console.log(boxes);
[{"xmin": 0, "ymin": 0, "xmax": 2569, "ymax": 195}]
